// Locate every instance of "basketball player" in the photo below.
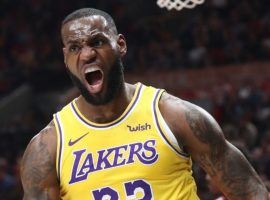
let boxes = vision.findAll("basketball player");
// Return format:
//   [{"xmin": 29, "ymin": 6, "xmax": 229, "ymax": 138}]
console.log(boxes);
[{"xmin": 20, "ymin": 8, "xmax": 269, "ymax": 200}]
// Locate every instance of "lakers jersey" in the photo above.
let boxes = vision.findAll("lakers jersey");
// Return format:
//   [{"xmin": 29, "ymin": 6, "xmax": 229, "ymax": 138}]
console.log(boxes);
[{"xmin": 53, "ymin": 83, "xmax": 199, "ymax": 200}]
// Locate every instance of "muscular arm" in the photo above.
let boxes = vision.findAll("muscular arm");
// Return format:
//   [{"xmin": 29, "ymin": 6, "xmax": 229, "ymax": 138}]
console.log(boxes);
[
  {"xmin": 21, "ymin": 121, "xmax": 60, "ymax": 200},
  {"xmin": 159, "ymin": 93, "xmax": 269, "ymax": 200}
]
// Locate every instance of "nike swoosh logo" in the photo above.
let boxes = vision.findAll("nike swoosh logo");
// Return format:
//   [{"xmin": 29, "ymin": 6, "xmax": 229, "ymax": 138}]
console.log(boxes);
[{"xmin": 68, "ymin": 132, "xmax": 89, "ymax": 146}]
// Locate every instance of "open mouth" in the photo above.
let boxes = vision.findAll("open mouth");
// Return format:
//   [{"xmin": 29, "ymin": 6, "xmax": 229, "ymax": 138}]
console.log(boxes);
[
  {"xmin": 85, "ymin": 70, "xmax": 103, "ymax": 86},
  {"xmin": 84, "ymin": 68, "xmax": 104, "ymax": 93}
]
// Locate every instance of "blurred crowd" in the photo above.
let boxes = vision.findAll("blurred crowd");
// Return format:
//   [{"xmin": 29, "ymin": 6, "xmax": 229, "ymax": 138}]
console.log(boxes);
[
  {"xmin": 0, "ymin": 0, "xmax": 270, "ymax": 199},
  {"xmin": 1, "ymin": 0, "xmax": 270, "ymax": 95}
]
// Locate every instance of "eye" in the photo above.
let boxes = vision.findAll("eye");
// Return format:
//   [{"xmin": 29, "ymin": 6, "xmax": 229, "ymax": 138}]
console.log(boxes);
[
  {"xmin": 69, "ymin": 45, "xmax": 81, "ymax": 53},
  {"xmin": 90, "ymin": 38, "xmax": 106, "ymax": 47}
]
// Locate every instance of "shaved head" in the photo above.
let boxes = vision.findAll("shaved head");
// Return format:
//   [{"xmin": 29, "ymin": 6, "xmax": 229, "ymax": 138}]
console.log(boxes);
[{"xmin": 62, "ymin": 8, "xmax": 118, "ymax": 34}]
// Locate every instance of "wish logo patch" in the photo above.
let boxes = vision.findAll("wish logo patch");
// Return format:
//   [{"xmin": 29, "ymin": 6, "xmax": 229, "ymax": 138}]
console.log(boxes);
[{"xmin": 127, "ymin": 123, "xmax": 151, "ymax": 132}]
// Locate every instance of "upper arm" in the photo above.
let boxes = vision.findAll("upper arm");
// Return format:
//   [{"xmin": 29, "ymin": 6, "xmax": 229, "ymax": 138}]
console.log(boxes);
[
  {"xmin": 21, "ymin": 121, "xmax": 60, "ymax": 200},
  {"xmin": 159, "ymin": 93, "xmax": 269, "ymax": 200}
]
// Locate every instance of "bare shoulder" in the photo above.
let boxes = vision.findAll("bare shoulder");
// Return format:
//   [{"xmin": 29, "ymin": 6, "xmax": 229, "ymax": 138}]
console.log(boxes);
[
  {"xmin": 158, "ymin": 92, "xmax": 223, "ymax": 146},
  {"xmin": 158, "ymin": 92, "xmax": 186, "ymax": 133},
  {"xmin": 159, "ymin": 91, "xmax": 214, "ymax": 121},
  {"xmin": 21, "ymin": 121, "xmax": 59, "ymax": 199},
  {"xmin": 22, "ymin": 120, "xmax": 57, "ymax": 165},
  {"xmin": 158, "ymin": 92, "xmax": 189, "ymax": 141}
]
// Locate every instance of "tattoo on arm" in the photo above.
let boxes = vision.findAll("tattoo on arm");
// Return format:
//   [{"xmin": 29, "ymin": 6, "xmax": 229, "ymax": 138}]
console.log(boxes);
[
  {"xmin": 21, "ymin": 122, "xmax": 56, "ymax": 200},
  {"xmin": 185, "ymin": 106, "xmax": 225, "ymax": 175},
  {"xmin": 185, "ymin": 105, "xmax": 268, "ymax": 199}
]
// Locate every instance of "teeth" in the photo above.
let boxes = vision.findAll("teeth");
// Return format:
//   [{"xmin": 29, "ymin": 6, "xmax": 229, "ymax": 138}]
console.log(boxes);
[{"xmin": 85, "ymin": 68, "xmax": 100, "ymax": 74}]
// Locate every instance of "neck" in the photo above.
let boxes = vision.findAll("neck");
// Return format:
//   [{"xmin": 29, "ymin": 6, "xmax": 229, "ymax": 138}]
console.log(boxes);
[{"xmin": 75, "ymin": 82, "xmax": 135, "ymax": 123}]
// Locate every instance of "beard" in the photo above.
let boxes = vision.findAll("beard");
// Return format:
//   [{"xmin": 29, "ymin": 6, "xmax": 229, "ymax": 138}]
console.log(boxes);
[{"xmin": 67, "ymin": 58, "xmax": 124, "ymax": 105}]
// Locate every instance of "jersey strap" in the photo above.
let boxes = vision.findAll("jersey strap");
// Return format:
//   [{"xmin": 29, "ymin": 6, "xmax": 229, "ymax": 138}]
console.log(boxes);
[{"xmin": 153, "ymin": 89, "xmax": 190, "ymax": 158}]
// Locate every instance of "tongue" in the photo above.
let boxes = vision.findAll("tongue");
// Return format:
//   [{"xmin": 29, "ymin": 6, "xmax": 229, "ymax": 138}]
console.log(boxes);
[{"xmin": 86, "ymin": 71, "xmax": 102, "ymax": 86}]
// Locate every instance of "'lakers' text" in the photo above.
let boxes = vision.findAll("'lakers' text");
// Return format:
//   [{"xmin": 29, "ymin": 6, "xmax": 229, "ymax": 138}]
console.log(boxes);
[{"xmin": 69, "ymin": 139, "xmax": 158, "ymax": 184}]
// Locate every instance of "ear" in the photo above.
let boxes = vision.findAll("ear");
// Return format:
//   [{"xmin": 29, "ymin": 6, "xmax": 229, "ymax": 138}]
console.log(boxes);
[
  {"xmin": 117, "ymin": 34, "xmax": 127, "ymax": 57},
  {"xmin": 63, "ymin": 47, "xmax": 68, "ymax": 68}
]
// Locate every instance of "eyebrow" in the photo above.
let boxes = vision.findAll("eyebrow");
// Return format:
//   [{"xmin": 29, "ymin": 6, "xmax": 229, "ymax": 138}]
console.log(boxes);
[
  {"xmin": 66, "ymin": 40, "xmax": 80, "ymax": 45},
  {"xmin": 65, "ymin": 32, "xmax": 108, "ymax": 45}
]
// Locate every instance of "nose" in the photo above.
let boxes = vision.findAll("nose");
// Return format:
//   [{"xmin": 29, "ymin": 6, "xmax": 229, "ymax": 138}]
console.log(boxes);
[{"xmin": 80, "ymin": 46, "xmax": 96, "ymax": 63}]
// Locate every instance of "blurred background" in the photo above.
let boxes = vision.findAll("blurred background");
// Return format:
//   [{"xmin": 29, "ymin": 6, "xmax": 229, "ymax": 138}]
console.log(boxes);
[{"xmin": 0, "ymin": 0, "xmax": 270, "ymax": 199}]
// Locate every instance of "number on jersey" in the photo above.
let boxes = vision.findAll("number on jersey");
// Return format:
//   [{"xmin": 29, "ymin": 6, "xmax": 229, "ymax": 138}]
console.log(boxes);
[{"xmin": 92, "ymin": 179, "xmax": 153, "ymax": 200}]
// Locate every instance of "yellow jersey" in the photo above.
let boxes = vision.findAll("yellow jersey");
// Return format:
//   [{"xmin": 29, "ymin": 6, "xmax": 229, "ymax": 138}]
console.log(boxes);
[{"xmin": 53, "ymin": 83, "xmax": 199, "ymax": 200}]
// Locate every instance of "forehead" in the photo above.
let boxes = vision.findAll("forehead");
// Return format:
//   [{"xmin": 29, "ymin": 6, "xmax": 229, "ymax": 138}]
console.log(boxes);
[{"xmin": 62, "ymin": 15, "xmax": 110, "ymax": 41}]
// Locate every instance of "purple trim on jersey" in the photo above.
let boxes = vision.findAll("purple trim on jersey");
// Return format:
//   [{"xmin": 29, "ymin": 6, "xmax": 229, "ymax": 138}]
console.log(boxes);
[
  {"xmin": 153, "ymin": 89, "xmax": 189, "ymax": 157},
  {"xmin": 55, "ymin": 114, "xmax": 63, "ymax": 180},
  {"xmin": 71, "ymin": 84, "xmax": 143, "ymax": 128}
]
